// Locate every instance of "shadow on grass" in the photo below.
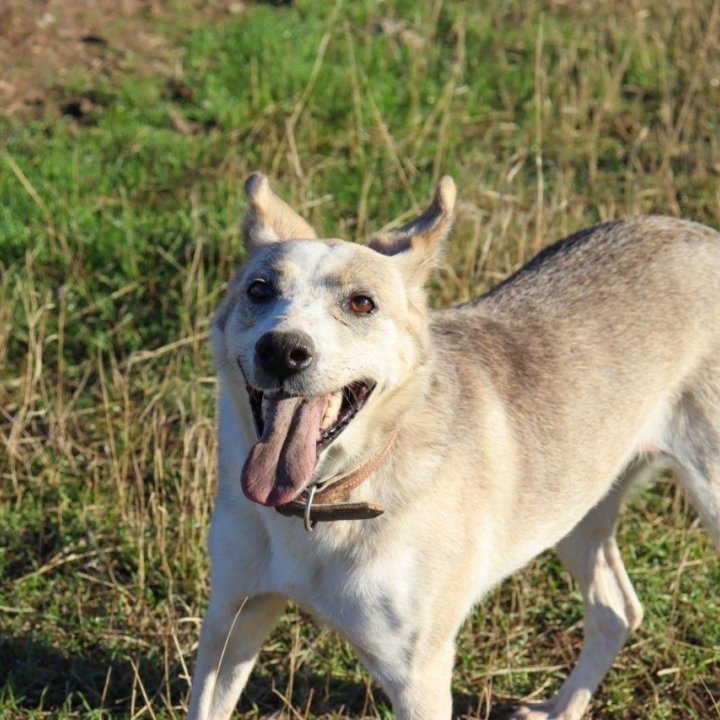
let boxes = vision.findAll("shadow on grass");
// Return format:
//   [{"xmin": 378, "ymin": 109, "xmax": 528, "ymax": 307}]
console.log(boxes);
[
  {"xmin": 0, "ymin": 633, "xmax": 528, "ymax": 718},
  {"xmin": 0, "ymin": 633, "xmax": 174, "ymax": 713}
]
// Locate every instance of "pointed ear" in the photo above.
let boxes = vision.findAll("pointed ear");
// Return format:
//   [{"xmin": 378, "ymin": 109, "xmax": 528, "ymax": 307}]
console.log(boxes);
[
  {"xmin": 243, "ymin": 172, "xmax": 317, "ymax": 251},
  {"xmin": 369, "ymin": 176, "xmax": 456, "ymax": 282}
]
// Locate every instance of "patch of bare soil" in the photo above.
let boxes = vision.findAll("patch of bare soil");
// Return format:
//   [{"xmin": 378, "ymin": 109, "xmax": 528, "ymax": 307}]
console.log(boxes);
[{"xmin": 0, "ymin": 0, "xmax": 245, "ymax": 118}]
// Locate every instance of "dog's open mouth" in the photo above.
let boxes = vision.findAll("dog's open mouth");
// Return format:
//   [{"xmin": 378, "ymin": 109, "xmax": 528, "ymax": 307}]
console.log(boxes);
[{"xmin": 240, "ymin": 380, "xmax": 375, "ymax": 507}]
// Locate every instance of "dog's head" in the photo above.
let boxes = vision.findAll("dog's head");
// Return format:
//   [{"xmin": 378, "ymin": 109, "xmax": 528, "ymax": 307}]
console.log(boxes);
[{"xmin": 214, "ymin": 172, "xmax": 455, "ymax": 507}]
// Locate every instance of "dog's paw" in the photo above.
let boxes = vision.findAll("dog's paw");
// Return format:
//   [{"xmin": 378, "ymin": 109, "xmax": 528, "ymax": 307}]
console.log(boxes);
[
  {"xmin": 508, "ymin": 701, "xmax": 556, "ymax": 720},
  {"xmin": 508, "ymin": 700, "xmax": 585, "ymax": 720}
]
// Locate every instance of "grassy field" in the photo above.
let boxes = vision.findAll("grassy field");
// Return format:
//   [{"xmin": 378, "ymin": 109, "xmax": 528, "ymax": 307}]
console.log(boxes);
[{"xmin": 1, "ymin": 0, "xmax": 719, "ymax": 717}]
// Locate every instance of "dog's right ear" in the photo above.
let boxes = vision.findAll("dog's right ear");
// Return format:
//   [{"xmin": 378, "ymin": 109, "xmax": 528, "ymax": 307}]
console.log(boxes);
[
  {"xmin": 369, "ymin": 176, "xmax": 456, "ymax": 284},
  {"xmin": 243, "ymin": 172, "xmax": 317, "ymax": 251}
]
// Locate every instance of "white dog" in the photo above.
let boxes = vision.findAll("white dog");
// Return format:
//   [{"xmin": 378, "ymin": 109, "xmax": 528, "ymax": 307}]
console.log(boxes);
[{"xmin": 189, "ymin": 173, "xmax": 720, "ymax": 719}]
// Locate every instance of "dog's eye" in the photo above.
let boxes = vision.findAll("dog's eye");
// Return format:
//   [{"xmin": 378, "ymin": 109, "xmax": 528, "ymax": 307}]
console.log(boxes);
[
  {"xmin": 348, "ymin": 294, "xmax": 376, "ymax": 315},
  {"xmin": 247, "ymin": 279, "xmax": 275, "ymax": 303}
]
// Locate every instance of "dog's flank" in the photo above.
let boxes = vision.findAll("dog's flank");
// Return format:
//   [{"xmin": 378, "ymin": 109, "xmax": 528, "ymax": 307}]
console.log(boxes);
[{"xmin": 189, "ymin": 174, "xmax": 720, "ymax": 720}]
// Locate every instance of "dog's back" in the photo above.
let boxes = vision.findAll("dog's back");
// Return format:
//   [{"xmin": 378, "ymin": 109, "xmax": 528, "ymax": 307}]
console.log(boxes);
[{"xmin": 481, "ymin": 215, "xmax": 720, "ymax": 324}]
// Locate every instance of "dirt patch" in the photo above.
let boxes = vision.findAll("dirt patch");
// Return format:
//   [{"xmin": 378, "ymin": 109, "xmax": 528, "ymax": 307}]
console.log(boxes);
[{"xmin": 0, "ymin": 0, "xmax": 246, "ymax": 117}]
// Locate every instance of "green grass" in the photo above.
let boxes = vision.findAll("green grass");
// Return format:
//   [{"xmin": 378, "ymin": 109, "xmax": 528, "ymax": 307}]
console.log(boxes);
[{"xmin": 1, "ymin": 0, "xmax": 719, "ymax": 717}]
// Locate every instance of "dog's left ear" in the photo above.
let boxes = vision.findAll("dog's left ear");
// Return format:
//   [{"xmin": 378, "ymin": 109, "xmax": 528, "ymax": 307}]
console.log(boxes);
[
  {"xmin": 243, "ymin": 172, "xmax": 317, "ymax": 251},
  {"xmin": 369, "ymin": 176, "xmax": 456, "ymax": 283}
]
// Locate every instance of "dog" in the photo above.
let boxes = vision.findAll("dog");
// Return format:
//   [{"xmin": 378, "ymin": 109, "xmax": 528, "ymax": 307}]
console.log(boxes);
[{"xmin": 188, "ymin": 172, "xmax": 720, "ymax": 720}]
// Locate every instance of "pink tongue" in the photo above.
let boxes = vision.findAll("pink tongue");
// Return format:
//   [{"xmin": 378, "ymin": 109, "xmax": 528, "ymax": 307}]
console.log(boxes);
[{"xmin": 241, "ymin": 395, "xmax": 326, "ymax": 506}]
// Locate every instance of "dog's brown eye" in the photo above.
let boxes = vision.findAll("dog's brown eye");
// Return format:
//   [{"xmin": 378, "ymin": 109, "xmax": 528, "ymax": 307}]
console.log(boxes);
[
  {"xmin": 348, "ymin": 295, "xmax": 375, "ymax": 315},
  {"xmin": 247, "ymin": 279, "xmax": 274, "ymax": 303}
]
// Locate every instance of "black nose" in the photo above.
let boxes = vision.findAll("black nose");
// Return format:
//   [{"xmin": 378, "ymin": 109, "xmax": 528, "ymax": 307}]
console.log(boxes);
[{"xmin": 255, "ymin": 331, "xmax": 315, "ymax": 380}]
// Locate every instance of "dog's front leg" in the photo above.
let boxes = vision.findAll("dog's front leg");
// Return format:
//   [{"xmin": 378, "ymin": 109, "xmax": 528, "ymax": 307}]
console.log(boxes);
[
  {"xmin": 360, "ymin": 637, "xmax": 456, "ymax": 720},
  {"xmin": 188, "ymin": 593, "xmax": 285, "ymax": 720}
]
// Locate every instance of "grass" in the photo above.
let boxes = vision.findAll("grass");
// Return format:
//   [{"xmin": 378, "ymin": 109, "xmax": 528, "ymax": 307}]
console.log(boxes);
[{"xmin": 1, "ymin": 0, "xmax": 719, "ymax": 717}]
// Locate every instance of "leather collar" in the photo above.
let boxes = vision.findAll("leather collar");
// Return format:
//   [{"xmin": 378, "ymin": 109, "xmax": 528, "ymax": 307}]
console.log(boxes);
[{"xmin": 275, "ymin": 431, "xmax": 397, "ymax": 530}]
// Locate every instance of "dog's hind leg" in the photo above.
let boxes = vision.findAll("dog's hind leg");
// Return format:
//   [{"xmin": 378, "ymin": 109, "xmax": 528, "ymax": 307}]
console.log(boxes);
[
  {"xmin": 188, "ymin": 593, "xmax": 285, "ymax": 720},
  {"xmin": 665, "ymin": 370, "xmax": 720, "ymax": 550},
  {"xmin": 512, "ymin": 470, "xmax": 644, "ymax": 720}
]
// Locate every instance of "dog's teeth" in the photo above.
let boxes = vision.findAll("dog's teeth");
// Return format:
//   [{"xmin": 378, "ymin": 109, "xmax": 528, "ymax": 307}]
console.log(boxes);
[{"xmin": 320, "ymin": 392, "xmax": 343, "ymax": 431}]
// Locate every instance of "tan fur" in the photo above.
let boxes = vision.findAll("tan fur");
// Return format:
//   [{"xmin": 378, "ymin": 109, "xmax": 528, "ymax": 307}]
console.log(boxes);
[{"xmin": 189, "ymin": 175, "xmax": 720, "ymax": 720}]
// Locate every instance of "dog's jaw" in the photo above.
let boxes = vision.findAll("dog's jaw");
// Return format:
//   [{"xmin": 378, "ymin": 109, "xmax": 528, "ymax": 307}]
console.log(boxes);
[
  {"xmin": 240, "ymin": 379, "xmax": 376, "ymax": 506},
  {"xmin": 247, "ymin": 379, "xmax": 376, "ymax": 443}
]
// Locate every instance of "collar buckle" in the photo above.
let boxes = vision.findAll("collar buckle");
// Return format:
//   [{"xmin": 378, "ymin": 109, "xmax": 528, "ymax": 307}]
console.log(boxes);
[{"xmin": 303, "ymin": 484, "xmax": 318, "ymax": 532}]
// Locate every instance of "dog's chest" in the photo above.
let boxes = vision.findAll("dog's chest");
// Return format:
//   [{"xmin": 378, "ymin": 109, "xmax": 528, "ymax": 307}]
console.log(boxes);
[{"xmin": 264, "ymin": 525, "xmax": 421, "ymax": 644}]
